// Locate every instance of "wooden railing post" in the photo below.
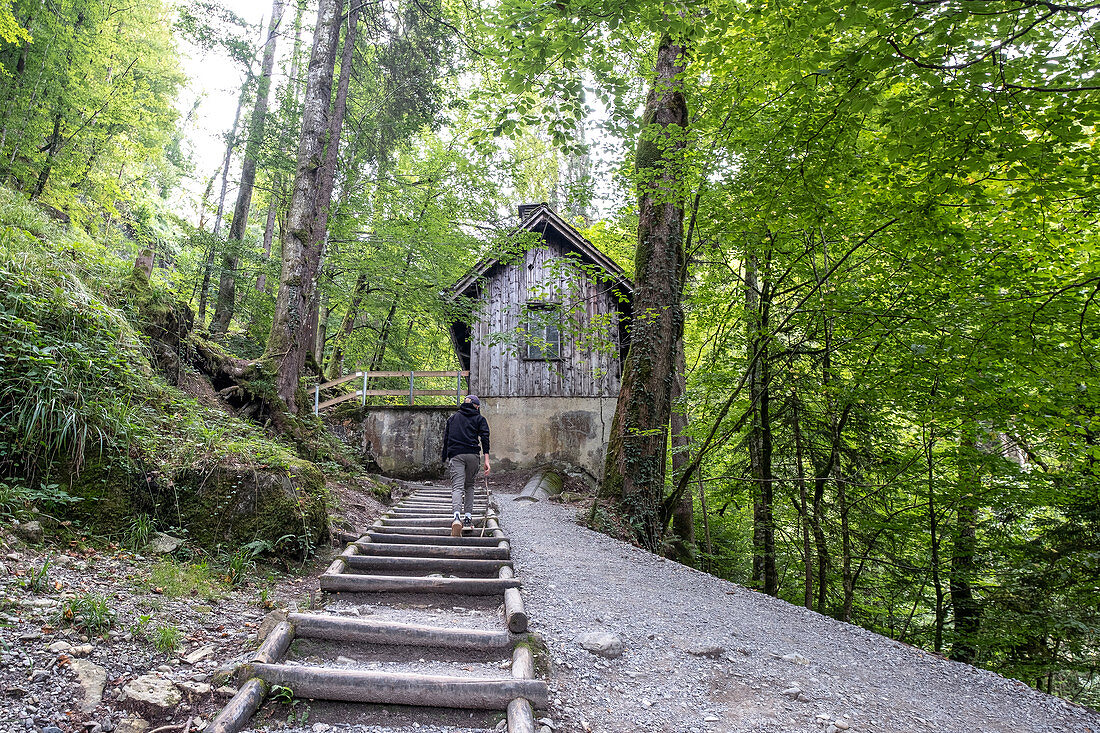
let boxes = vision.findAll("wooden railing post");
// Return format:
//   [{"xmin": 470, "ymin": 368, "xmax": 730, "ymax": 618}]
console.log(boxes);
[
  {"xmin": 362, "ymin": 372, "xmax": 367, "ymax": 406},
  {"xmin": 456, "ymin": 374, "xmax": 461, "ymax": 406},
  {"xmin": 409, "ymin": 371, "xmax": 415, "ymax": 406},
  {"xmin": 314, "ymin": 384, "xmax": 320, "ymax": 415}
]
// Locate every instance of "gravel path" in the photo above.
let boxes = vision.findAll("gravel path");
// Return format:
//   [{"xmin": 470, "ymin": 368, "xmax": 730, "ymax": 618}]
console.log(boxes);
[
  {"xmin": 497, "ymin": 489, "xmax": 1100, "ymax": 733},
  {"xmin": 3, "ymin": 474, "xmax": 1098, "ymax": 733}
]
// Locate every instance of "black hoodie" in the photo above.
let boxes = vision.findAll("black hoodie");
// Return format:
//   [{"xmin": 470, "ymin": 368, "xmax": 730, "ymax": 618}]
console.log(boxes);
[{"xmin": 441, "ymin": 403, "xmax": 490, "ymax": 460}]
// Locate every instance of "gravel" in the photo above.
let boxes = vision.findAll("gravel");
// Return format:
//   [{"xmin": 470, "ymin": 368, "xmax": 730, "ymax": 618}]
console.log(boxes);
[
  {"xmin": 497, "ymin": 488, "xmax": 1100, "ymax": 733},
  {"xmin": 3, "ymin": 473, "xmax": 1097, "ymax": 733}
]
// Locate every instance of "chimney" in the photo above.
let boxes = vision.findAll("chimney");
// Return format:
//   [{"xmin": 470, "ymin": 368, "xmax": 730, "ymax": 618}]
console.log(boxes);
[{"xmin": 517, "ymin": 203, "xmax": 543, "ymax": 221}]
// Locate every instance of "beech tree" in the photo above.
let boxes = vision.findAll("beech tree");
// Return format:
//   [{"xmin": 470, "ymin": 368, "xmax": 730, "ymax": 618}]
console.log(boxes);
[
  {"xmin": 601, "ymin": 33, "xmax": 688, "ymax": 550},
  {"xmin": 261, "ymin": 0, "xmax": 346, "ymax": 413}
]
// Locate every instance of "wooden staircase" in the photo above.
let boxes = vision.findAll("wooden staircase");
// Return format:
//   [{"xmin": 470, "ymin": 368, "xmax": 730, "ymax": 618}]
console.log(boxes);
[{"xmin": 210, "ymin": 486, "xmax": 544, "ymax": 732}]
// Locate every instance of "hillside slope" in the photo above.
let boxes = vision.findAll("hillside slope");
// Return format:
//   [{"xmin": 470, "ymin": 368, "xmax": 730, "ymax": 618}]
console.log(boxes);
[{"xmin": 498, "ymin": 493, "xmax": 1099, "ymax": 733}]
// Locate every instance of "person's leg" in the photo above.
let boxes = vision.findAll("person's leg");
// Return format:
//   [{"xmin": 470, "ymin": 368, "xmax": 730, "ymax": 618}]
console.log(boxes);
[
  {"xmin": 462, "ymin": 454, "xmax": 478, "ymax": 520},
  {"xmin": 448, "ymin": 456, "xmax": 464, "ymax": 520}
]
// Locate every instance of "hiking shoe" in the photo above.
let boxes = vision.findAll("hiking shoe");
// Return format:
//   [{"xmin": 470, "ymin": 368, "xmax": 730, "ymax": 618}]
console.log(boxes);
[
  {"xmin": 463, "ymin": 514, "xmax": 474, "ymax": 528},
  {"xmin": 451, "ymin": 519, "xmax": 463, "ymax": 537}
]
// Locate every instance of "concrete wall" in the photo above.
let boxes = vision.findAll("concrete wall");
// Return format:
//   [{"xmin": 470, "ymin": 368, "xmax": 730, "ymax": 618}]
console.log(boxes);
[
  {"xmin": 481, "ymin": 397, "xmax": 615, "ymax": 479},
  {"xmin": 332, "ymin": 397, "xmax": 615, "ymax": 480}
]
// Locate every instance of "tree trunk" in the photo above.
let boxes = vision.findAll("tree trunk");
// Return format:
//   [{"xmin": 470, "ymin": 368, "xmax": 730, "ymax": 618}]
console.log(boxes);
[
  {"xmin": 198, "ymin": 86, "xmax": 246, "ymax": 323},
  {"xmin": 928, "ymin": 428, "xmax": 945, "ymax": 653},
  {"xmin": 256, "ymin": 198, "xmax": 277, "ymax": 292},
  {"xmin": 602, "ymin": 33, "xmax": 688, "ymax": 552},
  {"xmin": 668, "ymin": 339, "xmax": 695, "ymax": 564},
  {"xmin": 211, "ymin": 0, "xmax": 286, "ymax": 336},
  {"xmin": 314, "ymin": 285, "xmax": 330, "ymax": 367},
  {"xmin": 793, "ymin": 397, "xmax": 813, "ymax": 609},
  {"xmin": 326, "ymin": 272, "xmax": 368, "ymax": 379},
  {"xmin": 29, "ymin": 111, "xmax": 61, "ymax": 199},
  {"xmin": 746, "ymin": 246, "xmax": 777, "ymax": 596},
  {"xmin": 263, "ymin": 0, "xmax": 348, "ymax": 412},
  {"xmin": 838, "ymin": 459, "xmax": 854, "ymax": 621},
  {"xmin": 951, "ymin": 420, "xmax": 981, "ymax": 663},
  {"xmin": 301, "ymin": 6, "xmax": 358, "ymax": 379}
]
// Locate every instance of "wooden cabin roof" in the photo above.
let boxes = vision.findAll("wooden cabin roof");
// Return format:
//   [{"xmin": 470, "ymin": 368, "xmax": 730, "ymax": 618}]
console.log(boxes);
[
  {"xmin": 450, "ymin": 204, "xmax": 634, "ymax": 299},
  {"xmin": 446, "ymin": 204, "xmax": 633, "ymax": 381}
]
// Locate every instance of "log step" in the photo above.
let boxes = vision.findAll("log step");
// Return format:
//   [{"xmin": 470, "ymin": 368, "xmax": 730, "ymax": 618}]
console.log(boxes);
[
  {"xmin": 387, "ymin": 510, "xmax": 499, "ymax": 518},
  {"xmin": 380, "ymin": 517, "xmax": 495, "ymax": 527},
  {"xmin": 371, "ymin": 526, "xmax": 457, "ymax": 536},
  {"xmin": 343, "ymin": 555, "xmax": 511, "ymax": 575},
  {"xmin": 246, "ymin": 662, "xmax": 549, "ymax": 709},
  {"xmin": 366, "ymin": 531, "xmax": 506, "ymax": 547},
  {"xmin": 410, "ymin": 491, "xmax": 488, "ymax": 497},
  {"xmin": 320, "ymin": 572, "xmax": 520, "ymax": 595},
  {"xmin": 288, "ymin": 613, "xmax": 514, "ymax": 650},
  {"xmin": 353, "ymin": 542, "xmax": 511, "ymax": 559}
]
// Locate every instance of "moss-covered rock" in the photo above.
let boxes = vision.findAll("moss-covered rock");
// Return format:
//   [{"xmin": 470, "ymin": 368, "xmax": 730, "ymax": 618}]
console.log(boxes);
[
  {"xmin": 68, "ymin": 454, "xmax": 329, "ymax": 559},
  {"xmin": 173, "ymin": 457, "xmax": 329, "ymax": 558}
]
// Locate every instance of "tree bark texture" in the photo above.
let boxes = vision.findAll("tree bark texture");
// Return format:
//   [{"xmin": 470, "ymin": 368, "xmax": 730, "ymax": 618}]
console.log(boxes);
[
  {"xmin": 301, "ymin": 6, "xmax": 358, "ymax": 378},
  {"xmin": 264, "ymin": 0, "xmax": 349, "ymax": 411},
  {"xmin": 211, "ymin": 0, "xmax": 286, "ymax": 336},
  {"xmin": 602, "ymin": 34, "xmax": 688, "ymax": 552}
]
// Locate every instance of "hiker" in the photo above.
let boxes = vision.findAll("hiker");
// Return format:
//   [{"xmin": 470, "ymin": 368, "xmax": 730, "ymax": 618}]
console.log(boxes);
[{"xmin": 442, "ymin": 394, "xmax": 491, "ymax": 536}]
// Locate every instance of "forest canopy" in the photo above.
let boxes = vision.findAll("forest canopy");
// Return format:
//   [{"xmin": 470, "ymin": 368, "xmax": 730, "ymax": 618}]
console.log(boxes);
[{"xmin": 0, "ymin": 0, "xmax": 1097, "ymax": 708}]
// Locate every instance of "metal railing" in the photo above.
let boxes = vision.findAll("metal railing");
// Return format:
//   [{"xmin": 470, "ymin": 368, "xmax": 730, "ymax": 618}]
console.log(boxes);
[{"xmin": 313, "ymin": 370, "xmax": 470, "ymax": 414}]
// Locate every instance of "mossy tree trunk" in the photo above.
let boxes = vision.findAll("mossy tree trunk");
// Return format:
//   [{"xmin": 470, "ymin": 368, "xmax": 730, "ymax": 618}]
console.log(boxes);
[{"xmin": 602, "ymin": 33, "xmax": 688, "ymax": 551}]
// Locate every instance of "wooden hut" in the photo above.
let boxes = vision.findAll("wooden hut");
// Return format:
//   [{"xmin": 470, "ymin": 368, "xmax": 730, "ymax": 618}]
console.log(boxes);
[{"xmin": 447, "ymin": 204, "xmax": 633, "ymax": 477}]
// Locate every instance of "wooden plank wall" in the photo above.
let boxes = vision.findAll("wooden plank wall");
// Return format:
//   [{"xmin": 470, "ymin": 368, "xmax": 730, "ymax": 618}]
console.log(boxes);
[{"xmin": 470, "ymin": 241, "xmax": 622, "ymax": 398}]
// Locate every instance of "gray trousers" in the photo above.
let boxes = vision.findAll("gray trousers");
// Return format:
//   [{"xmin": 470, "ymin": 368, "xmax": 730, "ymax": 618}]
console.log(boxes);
[{"xmin": 447, "ymin": 454, "xmax": 480, "ymax": 517}]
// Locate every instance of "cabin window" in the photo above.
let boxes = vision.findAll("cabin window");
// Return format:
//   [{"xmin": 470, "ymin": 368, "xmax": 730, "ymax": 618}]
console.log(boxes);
[{"xmin": 522, "ymin": 302, "xmax": 561, "ymax": 360}]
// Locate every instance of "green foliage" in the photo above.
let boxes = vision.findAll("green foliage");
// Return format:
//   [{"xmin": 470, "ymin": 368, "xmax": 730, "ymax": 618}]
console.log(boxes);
[
  {"xmin": 222, "ymin": 543, "xmax": 263, "ymax": 587},
  {"xmin": 0, "ymin": 0, "xmax": 186, "ymax": 221},
  {"xmin": 0, "ymin": 216, "xmax": 145, "ymax": 481},
  {"xmin": 0, "ymin": 479, "xmax": 76, "ymax": 518},
  {"xmin": 148, "ymin": 559, "xmax": 222, "ymax": 600},
  {"xmin": 20, "ymin": 559, "xmax": 50, "ymax": 593},
  {"xmin": 59, "ymin": 593, "xmax": 115, "ymax": 636},
  {"xmin": 130, "ymin": 612, "xmax": 154, "ymax": 638},
  {"xmin": 125, "ymin": 515, "xmax": 156, "ymax": 550},
  {"xmin": 270, "ymin": 684, "xmax": 294, "ymax": 704},
  {"xmin": 151, "ymin": 622, "xmax": 181, "ymax": 654}
]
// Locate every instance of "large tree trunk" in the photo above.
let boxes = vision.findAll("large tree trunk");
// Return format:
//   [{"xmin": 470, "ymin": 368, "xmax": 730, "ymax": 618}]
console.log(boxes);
[
  {"xmin": 301, "ymin": 6, "xmax": 358, "ymax": 379},
  {"xmin": 602, "ymin": 33, "xmax": 688, "ymax": 552},
  {"xmin": 211, "ymin": 0, "xmax": 286, "ymax": 336},
  {"xmin": 263, "ymin": 0, "xmax": 349, "ymax": 412}
]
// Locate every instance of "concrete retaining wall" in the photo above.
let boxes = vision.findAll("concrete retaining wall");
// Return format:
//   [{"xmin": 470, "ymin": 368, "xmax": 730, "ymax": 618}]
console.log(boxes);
[{"xmin": 330, "ymin": 397, "xmax": 614, "ymax": 480}]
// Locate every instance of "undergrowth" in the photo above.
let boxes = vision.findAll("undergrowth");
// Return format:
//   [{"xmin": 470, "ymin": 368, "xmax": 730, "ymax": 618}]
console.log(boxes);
[{"xmin": 0, "ymin": 185, "xmax": 339, "ymax": 556}]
